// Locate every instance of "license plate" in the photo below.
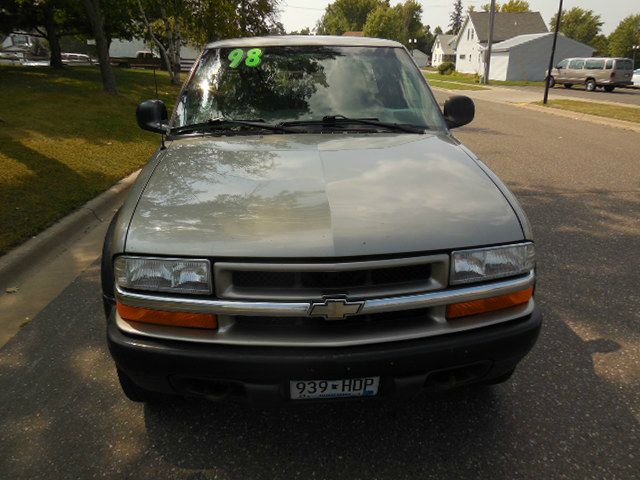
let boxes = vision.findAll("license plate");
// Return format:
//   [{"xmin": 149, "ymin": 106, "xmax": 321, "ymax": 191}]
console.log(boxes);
[{"xmin": 290, "ymin": 377, "xmax": 379, "ymax": 400}]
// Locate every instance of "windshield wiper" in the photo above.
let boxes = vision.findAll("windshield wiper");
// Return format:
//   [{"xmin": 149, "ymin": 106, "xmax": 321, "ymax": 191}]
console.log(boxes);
[
  {"xmin": 171, "ymin": 118, "xmax": 303, "ymax": 135},
  {"xmin": 280, "ymin": 115, "xmax": 428, "ymax": 134}
]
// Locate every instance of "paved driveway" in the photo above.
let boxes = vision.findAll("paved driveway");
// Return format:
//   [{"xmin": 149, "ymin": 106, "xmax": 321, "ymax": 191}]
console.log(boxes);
[{"xmin": 1, "ymin": 98, "xmax": 638, "ymax": 479}]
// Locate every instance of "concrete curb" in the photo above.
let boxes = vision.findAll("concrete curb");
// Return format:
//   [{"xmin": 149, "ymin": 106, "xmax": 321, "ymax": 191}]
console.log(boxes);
[
  {"xmin": 516, "ymin": 103, "xmax": 640, "ymax": 134},
  {"xmin": 0, "ymin": 170, "xmax": 140, "ymax": 291}
]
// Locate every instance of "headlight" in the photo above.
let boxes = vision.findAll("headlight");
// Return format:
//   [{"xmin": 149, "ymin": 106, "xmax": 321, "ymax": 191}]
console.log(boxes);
[
  {"xmin": 450, "ymin": 243, "xmax": 535, "ymax": 285},
  {"xmin": 114, "ymin": 256, "xmax": 212, "ymax": 295}
]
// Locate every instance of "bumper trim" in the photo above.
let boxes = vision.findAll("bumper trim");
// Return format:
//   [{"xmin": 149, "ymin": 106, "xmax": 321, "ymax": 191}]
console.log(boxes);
[{"xmin": 115, "ymin": 271, "xmax": 535, "ymax": 317}]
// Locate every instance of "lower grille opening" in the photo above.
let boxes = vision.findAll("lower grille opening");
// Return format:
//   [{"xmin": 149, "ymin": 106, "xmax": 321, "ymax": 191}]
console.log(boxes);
[
  {"xmin": 171, "ymin": 376, "xmax": 245, "ymax": 400},
  {"xmin": 424, "ymin": 361, "xmax": 492, "ymax": 391}
]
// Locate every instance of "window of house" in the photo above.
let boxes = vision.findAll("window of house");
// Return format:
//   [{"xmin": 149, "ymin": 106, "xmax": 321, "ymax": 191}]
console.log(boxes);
[
  {"xmin": 459, "ymin": 54, "xmax": 466, "ymax": 60},
  {"xmin": 469, "ymin": 55, "xmax": 472, "ymax": 62},
  {"xmin": 471, "ymin": 29, "xmax": 474, "ymax": 40}
]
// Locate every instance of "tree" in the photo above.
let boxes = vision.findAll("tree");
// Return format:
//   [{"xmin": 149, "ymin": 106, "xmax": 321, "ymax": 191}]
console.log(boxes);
[
  {"xmin": 448, "ymin": 0, "xmax": 463, "ymax": 35},
  {"xmin": 289, "ymin": 27, "xmax": 311, "ymax": 35},
  {"xmin": 363, "ymin": 4, "xmax": 403, "ymax": 41},
  {"xmin": 184, "ymin": 0, "xmax": 280, "ymax": 45},
  {"xmin": 83, "ymin": 0, "xmax": 117, "ymax": 94},
  {"xmin": 550, "ymin": 7, "xmax": 603, "ymax": 46},
  {"xmin": 434, "ymin": 26, "xmax": 443, "ymax": 35},
  {"xmin": 482, "ymin": 1, "xmax": 530, "ymax": 12},
  {"xmin": 361, "ymin": 1, "xmax": 429, "ymax": 50},
  {"xmin": 608, "ymin": 14, "xmax": 640, "ymax": 58},
  {"xmin": 592, "ymin": 34, "xmax": 609, "ymax": 56},
  {"xmin": 316, "ymin": 0, "xmax": 385, "ymax": 35},
  {"xmin": 500, "ymin": 1, "xmax": 529, "ymax": 12},
  {"xmin": 137, "ymin": 0, "xmax": 183, "ymax": 85}
]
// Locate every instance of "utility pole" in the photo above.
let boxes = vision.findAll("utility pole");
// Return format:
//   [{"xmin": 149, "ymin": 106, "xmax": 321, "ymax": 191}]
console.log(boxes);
[
  {"xmin": 543, "ymin": 0, "xmax": 563, "ymax": 104},
  {"xmin": 482, "ymin": 0, "xmax": 496, "ymax": 85},
  {"xmin": 632, "ymin": 45, "xmax": 640, "ymax": 68}
]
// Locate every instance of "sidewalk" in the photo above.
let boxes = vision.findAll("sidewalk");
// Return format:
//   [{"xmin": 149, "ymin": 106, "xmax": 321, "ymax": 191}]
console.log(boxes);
[
  {"xmin": 452, "ymin": 84, "xmax": 640, "ymax": 108},
  {"xmin": 432, "ymin": 84, "xmax": 640, "ymax": 134},
  {"xmin": 0, "ymin": 170, "xmax": 139, "ymax": 347}
]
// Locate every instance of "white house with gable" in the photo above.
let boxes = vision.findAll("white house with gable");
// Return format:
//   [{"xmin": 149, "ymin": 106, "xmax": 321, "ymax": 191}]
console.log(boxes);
[
  {"xmin": 455, "ymin": 11, "xmax": 548, "ymax": 75},
  {"xmin": 489, "ymin": 32, "xmax": 595, "ymax": 81},
  {"xmin": 431, "ymin": 34, "xmax": 456, "ymax": 67}
]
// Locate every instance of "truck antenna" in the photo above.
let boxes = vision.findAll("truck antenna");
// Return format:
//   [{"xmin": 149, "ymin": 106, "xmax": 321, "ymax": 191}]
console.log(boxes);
[{"xmin": 153, "ymin": 66, "xmax": 166, "ymax": 150}]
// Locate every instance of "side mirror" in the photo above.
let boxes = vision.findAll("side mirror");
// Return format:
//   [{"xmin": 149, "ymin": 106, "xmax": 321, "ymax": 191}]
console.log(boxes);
[
  {"xmin": 443, "ymin": 95, "xmax": 475, "ymax": 129},
  {"xmin": 136, "ymin": 99, "xmax": 168, "ymax": 134}
]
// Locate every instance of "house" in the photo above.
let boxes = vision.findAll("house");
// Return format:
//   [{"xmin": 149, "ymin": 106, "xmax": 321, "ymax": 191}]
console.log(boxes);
[
  {"xmin": 410, "ymin": 49, "xmax": 430, "ymax": 68},
  {"xmin": 431, "ymin": 34, "xmax": 456, "ymax": 67},
  {"xmin": 455, "ymin": 11, "xmax": 548, "ymax": 75},
  {"xmin": 489, "ymin": 32, "xmax": 595, "ymax": 81}
]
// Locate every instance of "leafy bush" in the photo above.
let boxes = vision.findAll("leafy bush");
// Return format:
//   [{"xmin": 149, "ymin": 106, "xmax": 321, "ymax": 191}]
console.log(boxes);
[{"xmin": 437, "ymin": 61, "xmax": 455, "ymax": 75}]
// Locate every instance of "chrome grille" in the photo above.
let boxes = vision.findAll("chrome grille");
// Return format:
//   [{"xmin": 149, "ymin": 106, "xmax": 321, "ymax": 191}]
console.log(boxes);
[{"xmin": 214, "ymin": 254, "xmax": 449, "ymax": 301}]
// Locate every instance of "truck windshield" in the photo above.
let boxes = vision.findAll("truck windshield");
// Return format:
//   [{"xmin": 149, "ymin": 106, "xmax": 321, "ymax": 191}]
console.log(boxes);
[{"xmin": 172, "ymin": 45, "xmax": 446, "ymax": 131}]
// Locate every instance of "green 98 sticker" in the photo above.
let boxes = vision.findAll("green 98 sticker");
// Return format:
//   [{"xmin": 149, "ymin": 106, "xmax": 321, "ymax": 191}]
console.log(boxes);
[{"xmin": 228, "ymin": 48, "xmax": 263, "ymax": 68}]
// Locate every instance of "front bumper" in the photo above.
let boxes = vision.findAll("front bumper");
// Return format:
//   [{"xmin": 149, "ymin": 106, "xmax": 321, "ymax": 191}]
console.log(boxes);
[{"xmin": 107, "ymin": 306, "xmax": 542, "ymax": 403}]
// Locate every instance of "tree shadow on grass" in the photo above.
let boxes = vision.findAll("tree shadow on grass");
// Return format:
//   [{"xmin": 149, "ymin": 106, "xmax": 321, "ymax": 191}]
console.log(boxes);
[
  {"xmin": 0, "ymin": 66, "xmax": 177, "ymax": 146},
  {"xmin": 0, "ymin": 137, "xmax": 109, "ymax": 253}
]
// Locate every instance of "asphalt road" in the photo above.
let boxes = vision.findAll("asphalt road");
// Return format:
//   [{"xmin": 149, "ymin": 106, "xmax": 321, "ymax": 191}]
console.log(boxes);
[
  {"xmin": 1, "ymin": 99, "xmax": 639, "ymax": 479},
  {"xmin": 521, "ymin": 83, "xmax": 640, "ymax": 106}
]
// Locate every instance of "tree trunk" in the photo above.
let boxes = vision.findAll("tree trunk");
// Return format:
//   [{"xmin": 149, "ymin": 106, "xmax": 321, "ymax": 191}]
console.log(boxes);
[
  {"xmin": 172, "ymin": 15, "xmax": 182, "ymax": 85},
  {"xmin": 137, "ymin": 0, "xmax": 177, "ymax": 84},
  {"xmin": 83, "ymin": 0, "xmax": 118, "ymax": 95},
  {"xmin": 43, "ymin": 5, "xmax": 63, "ymax": 69},
  {"xmin": 161, "ymin": 9, "xmax": 180, "ymax": 85}
]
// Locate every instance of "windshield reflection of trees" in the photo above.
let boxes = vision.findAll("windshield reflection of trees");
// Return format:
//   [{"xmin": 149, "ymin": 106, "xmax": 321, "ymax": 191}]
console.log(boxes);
[{"xmin": 179, "ymin": 47, "xmax": 339, "ymax": 124}]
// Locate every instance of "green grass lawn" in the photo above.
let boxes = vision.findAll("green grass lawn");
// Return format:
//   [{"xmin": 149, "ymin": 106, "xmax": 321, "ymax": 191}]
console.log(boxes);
[
  {"xmin": 0, "ymin": 66, "xmax": 181, "ymax": 255},
  {"xmin": 423, "ymin": 70, "xmax": 545, "ymax": 87},
  {"xmin": 536, "ymin": 99, "xmax": 640, "ymax": 124}
]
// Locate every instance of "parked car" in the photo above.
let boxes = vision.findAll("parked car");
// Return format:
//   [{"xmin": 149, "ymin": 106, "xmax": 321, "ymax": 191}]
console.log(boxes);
[
  {"xmin": 549, "ymin": 57, "xmax": 634, "ymax": 92},
  {"xmin": 110, "ymin": 50, "xmax": 161, "ymax": 69},
  {"xmin": 103, "ymin": 36, "xmax": 541, "ymax": 404},
  {"xmin": 0, "ymin": 51, "xmax": 22, "ymax": 65},
  {"xmin": 61, "ymin": 52, "xmax": 93, "ymax": 66},
  {"xmin": 633, "ymin": 69, "xmax": 640, "ymax": 88}
]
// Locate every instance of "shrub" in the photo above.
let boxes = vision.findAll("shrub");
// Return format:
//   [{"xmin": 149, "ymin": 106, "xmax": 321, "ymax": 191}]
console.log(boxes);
[{"xmin": 437, "ymin": 61, "xmax": 455, "ymax": 75}]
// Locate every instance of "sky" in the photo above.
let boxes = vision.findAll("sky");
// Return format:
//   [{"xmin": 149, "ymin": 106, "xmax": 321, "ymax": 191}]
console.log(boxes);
[{"xmin": 279, "ymin": 0, "xmax": 638, "ymax": 36}]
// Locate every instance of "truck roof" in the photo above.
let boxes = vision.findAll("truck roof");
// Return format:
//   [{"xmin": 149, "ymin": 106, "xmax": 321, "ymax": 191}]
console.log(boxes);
[{"xmin": 205, "ymin": 35, "xmax": 403, "ymax": 49}]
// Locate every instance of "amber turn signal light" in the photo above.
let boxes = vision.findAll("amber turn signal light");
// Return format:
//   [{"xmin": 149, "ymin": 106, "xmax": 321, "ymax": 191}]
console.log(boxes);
[
  {"xmin": 117, "ymin": 302, "xmax": 218, "ymax": 329},
  {"xmin": 446, "ymin": 287, "xmax": 533, "ymax": 319}
]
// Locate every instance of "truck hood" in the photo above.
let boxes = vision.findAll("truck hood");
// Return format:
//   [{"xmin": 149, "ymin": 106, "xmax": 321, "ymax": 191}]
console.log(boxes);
[{"xmin": 125, "ymin": 133, "xmax": 523, "ymax": 257}]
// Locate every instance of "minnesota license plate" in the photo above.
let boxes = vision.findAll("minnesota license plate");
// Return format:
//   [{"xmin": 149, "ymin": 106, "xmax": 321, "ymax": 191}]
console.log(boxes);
[{"xmin": 290, "ymin": 377, "xmax": 380, "ymax": 400}]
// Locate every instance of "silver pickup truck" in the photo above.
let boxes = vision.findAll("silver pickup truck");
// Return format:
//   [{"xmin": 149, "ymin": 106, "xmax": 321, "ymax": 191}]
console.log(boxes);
[{"xmin": 102, "ymin": 36, "xmax": 541, "ymax": 403}]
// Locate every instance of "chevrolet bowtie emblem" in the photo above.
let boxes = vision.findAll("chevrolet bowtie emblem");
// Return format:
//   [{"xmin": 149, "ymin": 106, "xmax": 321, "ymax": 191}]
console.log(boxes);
[{"xmin": 308, "ymin": 298, "xmax": 364, "ymax": 320}]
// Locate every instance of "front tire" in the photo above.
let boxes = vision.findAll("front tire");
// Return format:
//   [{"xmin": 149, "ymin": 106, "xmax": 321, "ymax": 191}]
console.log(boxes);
[
  {"xmin": 117, "ymin": 368, "xmax": 166, "ymax": 403},
  {"xmin": 586, "ymin": 79, "xmax": 596, "ymax": 91},
  {"xmin": 548, "ymin": 76, "xmax": 555, "ymax": 88},
  {"xmin": 604, "ymin": 85, "xmax": 615, "ymax": 92}
]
